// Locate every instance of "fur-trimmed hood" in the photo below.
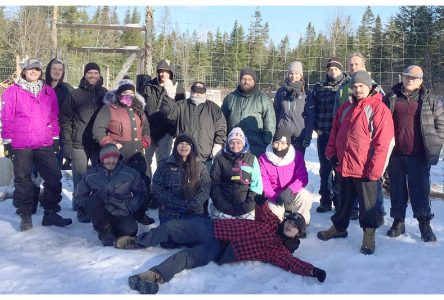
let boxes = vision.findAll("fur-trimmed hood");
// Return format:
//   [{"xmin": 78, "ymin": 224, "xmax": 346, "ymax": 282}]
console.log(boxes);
[{"xmin": 103, "ymin": 89, "xmax": 145, "ymax": 117}]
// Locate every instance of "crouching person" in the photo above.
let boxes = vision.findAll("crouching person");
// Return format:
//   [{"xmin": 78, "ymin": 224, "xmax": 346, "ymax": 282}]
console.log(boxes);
[
  {"xmin": 259, "ymin": 129, "xmax": 312, "ymax": 236},
  {"xmin": 76, "ymin": 144, "xmax": 148, "ymax": 246},
  {"xmin": 114, "ymin": 195, "xmax": 326, "ymax": 294}
]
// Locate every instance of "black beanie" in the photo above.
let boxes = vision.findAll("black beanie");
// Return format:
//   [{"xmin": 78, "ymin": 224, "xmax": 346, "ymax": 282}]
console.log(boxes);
[
  {"xmin": 116, "ymin": 79, "xmax": 136, "ymax": 95},
  {"xmin": 326, "ymin": 57, "xmax": 343, "ymax": 71},
  {"xmin": 84, "ymin": 62, "xmax": 101, "ymax": 75},
  {"xmin": 239, "ymin": 68, "xmax": 257, "ymax": 82},
  {"xmin": 351, "ymin": 70, "xmax": 372, "ymax": 89},
  {"xmin": 174, "ymin": 134, "xmax": 197, "ymax": 155},
  {"xmin": 273, "ymin": 128, "xmax": 292, "ymax": 145}
]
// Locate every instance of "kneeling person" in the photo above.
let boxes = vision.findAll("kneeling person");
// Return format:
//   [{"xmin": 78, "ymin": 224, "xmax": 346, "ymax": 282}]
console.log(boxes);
[{"xmin": 76, "ymin": 144, "xmax": 149, "ymax": 246}]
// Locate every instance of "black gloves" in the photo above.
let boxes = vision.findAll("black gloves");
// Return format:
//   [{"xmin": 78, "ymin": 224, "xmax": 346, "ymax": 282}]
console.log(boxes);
[
  {"xmin": 254, "ymin": 194, "xmax": 268, "ymax": 205},
  {"xmin": 63, "ymin": 145, "xmax": 73, "ymax": 160},
  {"xmin": 302, "ymin": 137, "xmax": 311, "ymax": 148},
  {"xmin": 312, "ymin": 267, "xmax": 327, "ymax": 283},
  {"xmin": 276, "ymin": 188, "xmax": 296, "ymax": 205},
  {"xmin": 52, "ymin": 138, "xmax": 60, "ymax": 154}
]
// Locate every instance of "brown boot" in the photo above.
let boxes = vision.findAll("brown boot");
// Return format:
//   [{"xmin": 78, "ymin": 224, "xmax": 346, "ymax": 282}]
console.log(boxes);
[
  {"xmin": 360, "ymin": 228, "xmax": 376, "ymax": 255},
  {"xmin": 317, "ymin": 224, "xmax": 348, "ymax": 241}
]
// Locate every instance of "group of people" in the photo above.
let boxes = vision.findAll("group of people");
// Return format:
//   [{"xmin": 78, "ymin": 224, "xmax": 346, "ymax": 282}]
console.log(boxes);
[{"xmin": 1, "ymin": 53, "xmax": 443, "ymax": 294}]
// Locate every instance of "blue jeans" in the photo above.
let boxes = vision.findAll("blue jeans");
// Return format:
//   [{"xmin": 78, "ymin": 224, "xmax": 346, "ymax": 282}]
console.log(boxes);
[
  {"xmin": 352, "ymin": 179, "xmax": 385, "ymax": 213},
  {"xmin": 387, "ymin": 155, "xmax": 433, "ymax": 219},
  {"xmin": 135, "ymin": 217, "xmax": 221, "ymax": 282}
]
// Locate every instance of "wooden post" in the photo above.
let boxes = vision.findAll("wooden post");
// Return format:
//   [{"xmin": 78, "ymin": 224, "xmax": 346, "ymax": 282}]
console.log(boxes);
[
  {"xmin": 51, "ymin": 6, "xmax": 59, "ymax": 58},
  {"xmin": 112, "ymin": 53, "xmax": 137, "ymax": 89},
  {"xmin": 105, "ymin": 66, "xmax": 110, "ymax": 89},
  {"xmin": 144, "ymin": 6, "xmax": 153, "ymax": 76}
]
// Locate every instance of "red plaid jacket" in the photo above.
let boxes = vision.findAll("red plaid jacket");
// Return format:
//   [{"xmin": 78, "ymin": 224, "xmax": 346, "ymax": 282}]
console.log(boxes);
[{"xmin": 213, "ymin": 203, "xmax": 314, "ymax": 277}]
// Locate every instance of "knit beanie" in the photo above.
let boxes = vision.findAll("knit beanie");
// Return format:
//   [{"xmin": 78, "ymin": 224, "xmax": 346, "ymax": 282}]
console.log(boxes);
[
  {"xmin": 84, "ymin": 62, "xmax": 101, "ymax": 75},
  {"xmin": 326, "ymin": 57, "xmax": 344, "ymax": 71},
  {"xmin": 285, "ymin": 212, "xmax": 307, "ymax": 235},
  {"xmin": 288, "ymin": 61, "xmax": 303, "ymax": 75},
  {"xmin": 100, "ymin": 143, "xmax": 120, "ymax": 161},
  {"xmin": 227, "ymin": 127, "xmax": 246, "ymax": 146},
  {"xmin": 351, "ymin": 70, "xmax": 372, "ymax": 89},
  {"xmin": 116, "ymin": 79, "xmax": 136, "ymax": 95},
  {"xmin": 239, "ymin": 68, "xmax": 257, "ymax": 83},
  {"xmin": 273, "ymin": 128, "xmax": 292, "ymax": 145},
  {"xmin": 174, "ymin": 134, "xmax": 197, "ymax": 155}
]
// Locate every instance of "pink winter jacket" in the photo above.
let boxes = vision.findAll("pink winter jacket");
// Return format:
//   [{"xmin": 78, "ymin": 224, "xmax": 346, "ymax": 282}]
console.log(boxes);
[
  {"xmin": 1, "ymin": 83, "xmax": 59, "ymax": 149},
  {"xmin": 258, "ymin": 144, "xmax": 308, "ymax": 203}
]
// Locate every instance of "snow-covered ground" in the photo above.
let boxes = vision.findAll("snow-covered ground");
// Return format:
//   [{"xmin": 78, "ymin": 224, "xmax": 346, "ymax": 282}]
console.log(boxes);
[{"xmin": 0, "ymin": 137, "xmax": 443, "ymax": 294}]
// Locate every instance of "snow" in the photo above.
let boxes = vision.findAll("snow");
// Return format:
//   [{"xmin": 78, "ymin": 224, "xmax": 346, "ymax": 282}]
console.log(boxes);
[{"xmin": 1, "ymin": 137, "xmax": 444, "ymax": 295}]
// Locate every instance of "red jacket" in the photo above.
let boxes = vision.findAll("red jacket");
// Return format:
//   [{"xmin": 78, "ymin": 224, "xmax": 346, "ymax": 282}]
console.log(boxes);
[
  {"xmin": 213, "ymin": 203, "xmax": 314, "ymax": 277},
  {"xmin": 325, "ymin": 93, "xmax": 394, "ymax": 180}
]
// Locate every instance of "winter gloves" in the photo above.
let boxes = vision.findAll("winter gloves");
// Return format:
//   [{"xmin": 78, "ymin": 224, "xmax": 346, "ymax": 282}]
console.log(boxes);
[
  {"xmin": 254, "ymin": 193, "xmax": 268, "ymax": 205},
  {"xmin": 141, "ymin": 136, "xmax": 152, "ymax": 149},
  {"xmin": 63, "ymin": 145, "xmax": 73, "ymax": 160},
  {"xmin": 329, "ymin": 156, "xmax": 339, "ymax": 167},
  {"xmin": 52, "ymin": 138, "xmax": 60, "ymax": 154},
  {"xmin": 163, "ymin": 79, "xmax": 178, "ymax": 99},
  {"xmin": 276, "ymin": 188, "xmax": 297, "ymax": 205},
  {"xmin": 302, "ymin": 137, "xmax": 311, "ymax": 148},
  {"xmin": 312, "ymin": 267, "xmax": 327, "ymax": 283}
]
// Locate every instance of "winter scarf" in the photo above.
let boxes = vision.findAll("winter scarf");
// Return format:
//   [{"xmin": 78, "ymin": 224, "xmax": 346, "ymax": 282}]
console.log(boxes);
[{"xmin": 17, "ymin": 78, "xmax": 43, "ymax": 97}]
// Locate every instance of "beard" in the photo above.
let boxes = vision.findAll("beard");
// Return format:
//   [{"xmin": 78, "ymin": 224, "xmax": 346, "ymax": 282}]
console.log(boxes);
[{"xmin": 239, "ymin": 82, "xmax": 255, "ymax": 93}]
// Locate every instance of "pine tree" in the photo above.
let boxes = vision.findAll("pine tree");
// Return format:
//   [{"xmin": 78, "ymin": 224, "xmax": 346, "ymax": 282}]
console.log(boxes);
[
  {"xmin": 227, "ymin": 21, "xmax": 248, "ymax": 87},
  {"xmin": 357, "ymin": 6, "xmax": 375, "ymax": 59},
  {"xmin": 370, "ymin": 15, "xmax": 384, "ymax": 84},
  {"xmin": 247, "ymin": 7, "xmax": 269, "ymax": 85}
]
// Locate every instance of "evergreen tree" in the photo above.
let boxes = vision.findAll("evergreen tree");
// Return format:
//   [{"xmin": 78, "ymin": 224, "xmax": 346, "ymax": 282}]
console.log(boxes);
[
  {"xmin": 357, "ymin": 6, "xmax": 375, "ymax": 59},
  {"xmin": 247, "ymin": 7, "xmax": 269, "ymax": 84},
  {"xmin": 227, "ymin": 21, "xmax": 248, "ymax": 87},
  {"xmin": 370, "ymin": 15, "xmax": 384, "ymax": 84}
]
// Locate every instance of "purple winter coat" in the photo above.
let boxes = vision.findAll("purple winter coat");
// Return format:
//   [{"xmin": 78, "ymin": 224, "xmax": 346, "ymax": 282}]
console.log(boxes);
[
  {"xmin": 258, "ymin": 144, "xmax": 308, "ymax": 203},
  {"xmin": 1, "ymin": 83, "xmax": 59, "ymax": 149}
]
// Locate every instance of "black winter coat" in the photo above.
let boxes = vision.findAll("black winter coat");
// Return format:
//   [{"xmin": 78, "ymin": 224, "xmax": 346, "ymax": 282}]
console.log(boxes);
[
  {"xmin": 160, "ymin": 97, "xmax": 227, "ymax": 161},
  {"xmin": 60, "ymin": 77, "xmax": 107, "ymax": 150},
  {"xmin": 75, "ymin": 162, "xmax": 147, "ymax": 217},
  {"xmin": 142, "ymin": 77, "xmax": 186, "ymax": 142},
  {"xmin": 384, "ymin": 83, "xmax": 444, "ymax": 165}
]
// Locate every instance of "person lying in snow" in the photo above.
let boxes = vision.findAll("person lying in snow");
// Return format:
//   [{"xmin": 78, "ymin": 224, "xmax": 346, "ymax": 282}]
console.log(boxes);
[{"xmin": 114, "ymin": 195, "xmax": 326, "ymax": 294}]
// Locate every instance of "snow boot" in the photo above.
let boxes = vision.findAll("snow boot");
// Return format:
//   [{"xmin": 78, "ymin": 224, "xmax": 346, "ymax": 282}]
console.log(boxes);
[
  {"xmin": 98, "ymin": 224, "xmax": 116, "ymax": 247},
  {"xmin": 128, "ymin": 270, "xmax": 164, "ymax": 294},
  {"xmin": 386, "ymin": 218, "xmax": 405, "ymax": 237},
  {"xmin": 20, "ymin": 214, "xmax": 33, "ymax": 231},
  {"xmin": 114, "ymin": 235, "xmax": 143, "ymax": 249},
  {"xmin": 312, "ymin": 267, "xmax": 326, "ymax": 283},
  {"xmin": 360, "ymin": 228, "xmax": 376, "ymax": 255},
  {"xmin": 316, "ymin": 204, "xmax": 332, "ymax": 213},
  {"xmin": 418, "ymin": 217, "xmax": 437, "ymax": 242},
  {"xmin": 317, "ymin": 224, "xmax": 348, "ymax": 241},
  {"xmin": 42, "ymin": 210, "xmax": 72, "ymax": 227}
]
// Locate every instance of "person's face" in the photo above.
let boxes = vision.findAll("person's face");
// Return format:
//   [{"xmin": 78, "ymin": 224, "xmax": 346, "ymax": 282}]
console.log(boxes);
[
  {"xmin": 352, "ymin": 83, "xmax": 371, "ymax": 100},
  {"xmin": 402, "ymin": 75, "xmax": 423, "ymax": 93},
  {"xmin": 50, "ymin": 63, "xmax": 64, "ymax": 81},
  {"xmin": 191, "ymin": 91, "xmax": 206, "ymax": 98},
  {"xmin": 158, "ymin": 70, "xmax": 171, "ymax": 84},
  {"xmin": 24, "ymin": 68, "xmax": 42, "ymax": 82},
  {"xmin": 176, "ymin": 141, "xmax": 191, "ymax": 160},
  {"xmin": 239, "ymin": 75, "xmax": 255, "ymax": 91},
  {"xmin": 288, "ymin": 71, "xmax": 302, "ymax": 83},
  {"xmin": 283, "ymin": 219, "xmax": 300, "ymax": 238},
  {"xmin": 228, "ymin": 139, "xmax": 244, "ymax": 153},
  {"xmin": 103, "ymin": 155, "xmax": 119, "ymax": 171},
  {"xmin": 348, "ymin": 56, "xmax": 366, "ymax": 75},
  {"xmin": 120, "ymin": 90, "xmax": 135, "ymax": 96},
  {"xmin": 272, "ymin": 140, "xmax": 289, "ymax": 152},
  {"xmin": 85, "ymin": 70, "xmax": 100, "ymax": 85},
  {"xmin": 327, "ymin": 67, "xmax": 342, "ymax": 78}
]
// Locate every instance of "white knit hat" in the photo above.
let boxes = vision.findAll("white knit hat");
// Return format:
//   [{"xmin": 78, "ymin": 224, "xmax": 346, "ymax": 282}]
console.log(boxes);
[{"xmin": 227, "ymin": 127, "xmax": 246, "ymax": 146}]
